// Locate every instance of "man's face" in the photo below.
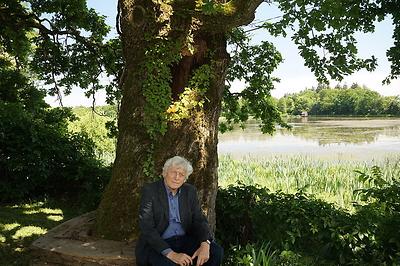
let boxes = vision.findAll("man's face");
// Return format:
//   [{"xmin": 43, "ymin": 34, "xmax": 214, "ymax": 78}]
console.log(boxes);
[{"xmin": 163, "ymin": 165, "xmax": 187, "ymax": 193}]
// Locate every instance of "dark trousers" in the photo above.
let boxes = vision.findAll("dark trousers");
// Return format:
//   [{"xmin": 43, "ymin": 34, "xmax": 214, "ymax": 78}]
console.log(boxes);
[{"xmin": 148, "ymin": 235, "xmax": 223, "ymax": 266}]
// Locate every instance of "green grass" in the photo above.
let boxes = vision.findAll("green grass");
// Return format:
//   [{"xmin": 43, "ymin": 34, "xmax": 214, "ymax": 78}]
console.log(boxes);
[
  {"xmin": 0, "ymin": 200, "xmax": 83, "ymax": 266},
  {"xmin": 218, "ymin": 155, "xmax": 400, "ymax": 209}
]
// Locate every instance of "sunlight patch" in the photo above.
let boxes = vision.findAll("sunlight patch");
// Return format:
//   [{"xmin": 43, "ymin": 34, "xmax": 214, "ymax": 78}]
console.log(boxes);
[
  {"xmin": 12, "ymin": 202, "xmax": 45, "ymax": 209},
  {"xmin": 22, "ymin": 210, "xmax": 40, "ymax": 215},
  {"xmin": 0, "ymin": 235, "xmax": 6, "ymax": 243},
  {"xmin": 47, "ymin": 215, "xmax": 63, "ymax": 222},
  {"xmin": 12, "ymin": 226, "xmax": 47, "ymax": 240},
  {"xmin": 14, "ymin": 247, "xmax": 24, "ymax": 252},
  {"xmin": 23, "ymin": 207, "xmax": 63, "ymax": 215},
  {"xmin": 40, "ymin": 208, "xmax": 63, "ymax": 215},
  {"xmin": 1, "ymin": 223, "xmax": 20, "ymax": 231}
]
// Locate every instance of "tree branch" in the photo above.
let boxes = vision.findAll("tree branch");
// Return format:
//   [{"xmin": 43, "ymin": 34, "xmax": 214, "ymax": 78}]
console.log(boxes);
[
  {"xmin": 0, "ymin": 6, "xmax": 100, "ymax": 54},
  {"xmin": 196, "ymin": 0, "xmax": 265, "ymax": 32},
  {"xmin": 224, "ymin": 0, "xmax": 265, "ymax": 26}
]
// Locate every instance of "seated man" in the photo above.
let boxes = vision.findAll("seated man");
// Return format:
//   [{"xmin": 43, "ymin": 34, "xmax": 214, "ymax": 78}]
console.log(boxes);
[{"xmin": 135, "ymin": 156, "xmax": 223, "ymax": 266}]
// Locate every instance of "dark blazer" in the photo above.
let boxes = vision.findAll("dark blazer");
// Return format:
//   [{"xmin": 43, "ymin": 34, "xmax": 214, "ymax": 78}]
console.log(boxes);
[{"xmin": 135, "ymin": 179, "xmax": 212, "ymax": 266}]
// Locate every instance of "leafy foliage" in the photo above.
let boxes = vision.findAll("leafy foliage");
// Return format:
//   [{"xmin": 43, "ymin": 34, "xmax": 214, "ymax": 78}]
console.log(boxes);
[
  {"xmin": 0, "ymin": 0, "xmax": 121, "ymax": 103},
  {"xmin": 3, "ymin": 0, "xmax": 399, "ymax": 140},
  {"xmin": 0, "ymin": 100, "xmax": 111, "ymax": 206},
  {"xmin": 0, "ymin": 24, "xmax": 110, "ymax": 206},
  {"xmin": 167, "ymin": 65, "xmax": 212, "ymax": 121},
  {"xmin": 355, "ymin": 166, "xmax": 400, "ymax": 262},
  {"xmin": 226, "ymin": 242, "xmax": 320, "ymax": 266},
  {"xmin": 141, "ymin": 40, "xmax": 181, "ymax": 139},
  {"xmin": 69, "ymin": 106, "xmax": 117, "ymax": 165},
  {"xmin": 265, "ymin": 0, "xmax": 388, "ymax": 83},
  {"xmin": 216, "ymin": 177, "xmax": 400, "ymax": 265},
  {"xmin": 277, "ymin": 84, "xmax": 400, "ymax": 116},
  {"xmin": 222, "ymin": 28, "xmax": 288, "ymax": 134},
  {"xmin": 220, "ymin": 0, "xmax": 400, "ymax": 130},
  {"xmin": 227, "ymin": 242, "xmax": 277, "ymax": 266}
]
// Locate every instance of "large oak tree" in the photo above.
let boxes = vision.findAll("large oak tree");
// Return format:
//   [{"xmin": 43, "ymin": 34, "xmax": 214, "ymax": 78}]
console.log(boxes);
[{"xmin": 1, "ymin": 0, "xmax": 399, "ymax": 241}]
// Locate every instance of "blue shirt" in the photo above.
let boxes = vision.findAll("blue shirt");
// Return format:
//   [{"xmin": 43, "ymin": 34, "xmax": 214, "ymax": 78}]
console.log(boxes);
[{"xmin": 161, "ymin": 182, "xmax": 185, "ymax": 256}]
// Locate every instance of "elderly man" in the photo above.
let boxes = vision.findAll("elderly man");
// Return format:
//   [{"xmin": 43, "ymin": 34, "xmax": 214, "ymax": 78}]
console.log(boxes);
[{"xmin": 135, "ymin": 156, "xmax": 223, "ymax": 266}]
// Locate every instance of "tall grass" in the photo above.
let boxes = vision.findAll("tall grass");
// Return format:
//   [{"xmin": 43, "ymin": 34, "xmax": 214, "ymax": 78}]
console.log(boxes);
[
  {"xmin": 218, "ymin": 155, "xmax": 400, "ymax": 209},
  {"xmin": 230, "ymin": 242, "xmax": 277, "ymax": 266}
]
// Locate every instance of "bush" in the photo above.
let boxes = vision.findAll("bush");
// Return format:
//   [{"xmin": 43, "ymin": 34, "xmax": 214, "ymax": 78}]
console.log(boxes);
[
  {"xmin": 216, "ymin": 178, "xmax": 400, "ymax": 265},
  {"xmin": 216, "ymin": 184, "xmax": 353, "ymax": 263},
  {"xmin": 224, "ymin": 242, "xmax": 322, "ymax": 266},
  {"xmin": 0, "ymin": 101, "xmax": 111, "ymax": 207},
  {"xmin": 354, "ymin": 166, "xmax": 400, "ymax": 263},
  {"xmin": 225, "ymin": 242, "xmax": 277, "ymax": 266}
]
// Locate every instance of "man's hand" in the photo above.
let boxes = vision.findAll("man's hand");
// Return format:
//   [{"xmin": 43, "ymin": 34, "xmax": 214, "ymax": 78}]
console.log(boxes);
[
  {"xmin": 191, "ymin": 242, "xmax": 210, "ymax": 266},
  {"xmin": 166, "ymin": 251, "xmax": 193, "ymax": 266}
]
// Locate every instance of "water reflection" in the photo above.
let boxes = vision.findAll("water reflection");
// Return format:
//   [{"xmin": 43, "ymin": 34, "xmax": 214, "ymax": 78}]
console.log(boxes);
[
  {"xmin": 286, "ymin": 117, "xmax": 400, "ymax": 145},
  {"xmin": 218, "ymin": 117, "xmax": 400, "ymax": 160},
  {"xmin": 284, "ymin": 126, "xmax": 383, "ymax": 145}
]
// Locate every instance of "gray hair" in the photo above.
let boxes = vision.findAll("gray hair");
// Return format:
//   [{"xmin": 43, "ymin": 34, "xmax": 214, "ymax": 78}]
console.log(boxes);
[{"xmin": 162, "ymin": 156, "xmax": 193, "ymax": 178}]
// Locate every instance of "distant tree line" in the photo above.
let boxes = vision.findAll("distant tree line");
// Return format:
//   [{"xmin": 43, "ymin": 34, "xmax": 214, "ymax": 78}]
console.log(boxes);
[
  {"xmin": 277, "ymin": 84, "xmax": 400, "ymax": 116},
  {"xmin": 68, "ymin": 106, "xmax": 117, "ymax": 165}
]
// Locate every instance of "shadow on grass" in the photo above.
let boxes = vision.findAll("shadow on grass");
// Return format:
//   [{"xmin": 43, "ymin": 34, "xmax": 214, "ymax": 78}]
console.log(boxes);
[{"xmin": 0, "ymin": 200, "xmax": 87, "ymax": 266}]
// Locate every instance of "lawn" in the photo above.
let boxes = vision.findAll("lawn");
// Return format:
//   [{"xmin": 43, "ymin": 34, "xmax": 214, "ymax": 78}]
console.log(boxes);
[{"xmin": 0, "ymin": 200, "xmax": 83, "ymax": 266}]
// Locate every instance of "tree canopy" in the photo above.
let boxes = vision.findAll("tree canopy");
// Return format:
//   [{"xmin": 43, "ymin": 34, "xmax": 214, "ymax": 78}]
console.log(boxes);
[
  {"xmin": 0, "ymin": 0, "xmax": 113, "ymax": 204},
  {"xmin": 1, "ymin": 0, "xmax": 122, "ymax": 105},
  {"xmin": 1, "ymin": 1, "xmax": 399, "ymax": 127}
]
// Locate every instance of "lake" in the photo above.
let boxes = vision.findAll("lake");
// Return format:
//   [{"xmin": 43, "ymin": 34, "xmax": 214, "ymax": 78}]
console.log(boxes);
[{"xmin": 218, "ymin": 117, "xmax": 400, "ymax": 161}]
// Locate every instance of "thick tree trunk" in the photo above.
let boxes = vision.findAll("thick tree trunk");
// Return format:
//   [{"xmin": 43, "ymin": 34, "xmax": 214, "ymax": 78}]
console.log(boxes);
[
  {"xmin": 96, "ymin": 0, "xmax": 261, "ymax": 241},
  {"xmin": 153, "ymin": 35, "xmax": 229, "ymax": 234}
]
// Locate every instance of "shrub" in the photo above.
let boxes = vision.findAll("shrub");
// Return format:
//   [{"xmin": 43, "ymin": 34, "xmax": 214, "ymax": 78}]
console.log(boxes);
[
  {"xmin": 225, "ymin": 242, "xmax": 277, "ymax": 266},
  {"xmin": 0, "ymin": 101, "xmax": 111, "ymax": 207},
  {"xmin": 354, "ymin": 166, "xmax": 400, "ymax": 263},
  {"xmin": 216, "ymin": 177, "xmax": 400, "ymax": 265},
  {"xmin": 224, "ymin": 242, "xmax": 321, "ymax": 266}
]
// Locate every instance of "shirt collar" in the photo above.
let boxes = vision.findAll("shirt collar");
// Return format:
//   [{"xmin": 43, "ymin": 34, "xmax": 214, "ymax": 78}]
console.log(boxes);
[{"xmin": 163, "ymin": 180, "xmax": 181, "ymax": 196}]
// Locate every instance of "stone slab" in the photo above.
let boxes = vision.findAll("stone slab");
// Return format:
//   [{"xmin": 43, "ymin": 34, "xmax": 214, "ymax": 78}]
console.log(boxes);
[{"xmin": 30, "ymin": 211, "xmax": 136, "ymax": 265}]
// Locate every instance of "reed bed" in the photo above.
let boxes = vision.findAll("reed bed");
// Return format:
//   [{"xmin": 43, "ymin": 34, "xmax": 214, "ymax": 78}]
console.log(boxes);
[{"xmin": 218, "ymin": 155, "xmax": 400, "ymax": 209}]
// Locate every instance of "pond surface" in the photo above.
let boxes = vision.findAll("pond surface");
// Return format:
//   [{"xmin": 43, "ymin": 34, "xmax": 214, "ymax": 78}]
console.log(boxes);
[{"xmin": 218, "ymin": 117, "xmax": 400, "ymax": 161}]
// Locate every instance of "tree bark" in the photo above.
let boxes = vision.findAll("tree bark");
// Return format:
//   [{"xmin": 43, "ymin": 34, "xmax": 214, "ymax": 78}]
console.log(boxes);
[{"xmin": 96, "ymin": 0, "xmax": 263, "ymax": 241}]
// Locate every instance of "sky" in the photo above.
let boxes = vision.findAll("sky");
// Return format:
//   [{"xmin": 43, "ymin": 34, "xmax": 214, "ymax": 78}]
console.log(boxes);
[{"xmin": 45, "ymin": 1, "xmax": 400, "ymax": 107}]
